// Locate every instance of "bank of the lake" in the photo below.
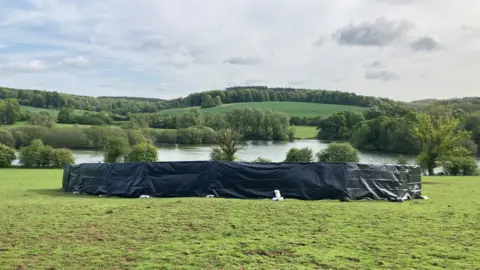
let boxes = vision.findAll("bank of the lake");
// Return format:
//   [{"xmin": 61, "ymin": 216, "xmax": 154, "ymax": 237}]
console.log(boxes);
[{"xmin": 13, "ymin": 139, "xmax": 480, "ymax": 167}]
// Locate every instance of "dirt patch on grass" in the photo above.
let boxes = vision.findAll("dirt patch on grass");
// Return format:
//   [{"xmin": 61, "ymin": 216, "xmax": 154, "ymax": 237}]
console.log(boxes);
[
  {"xmin": 243, "ymin": 249, "xmax": 295, "ymax": 258},
  {"xmin": 423, "ymin": 181, "xmax": 447, "ymax": 185}
]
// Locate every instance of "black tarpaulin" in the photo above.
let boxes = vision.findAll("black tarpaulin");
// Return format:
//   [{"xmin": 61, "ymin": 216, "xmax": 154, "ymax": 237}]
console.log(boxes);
[{"xmin": 62, "ymin": 161, "xmax": 422, "ymax": 201}]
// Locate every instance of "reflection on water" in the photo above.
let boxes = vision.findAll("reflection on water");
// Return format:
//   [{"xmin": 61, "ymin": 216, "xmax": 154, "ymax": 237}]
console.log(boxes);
[{"xmin": 13, "ymin": 140, "xmax": 480, "ymax": 166}]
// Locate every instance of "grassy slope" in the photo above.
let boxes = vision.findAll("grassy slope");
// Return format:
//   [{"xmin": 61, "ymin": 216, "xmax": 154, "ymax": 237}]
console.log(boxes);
[
  {"xmin": 159, "ymin": 102, "xmax": 366, "ymax": 117},
  {"xmin": 21, "ymin": 105, "xmax": 88, "ymax": 116},
  {"xmin": 0, "ymin": 170, "xmax": 479, "ymax": 270},
  {"xmin": 292, "ymin": 126, "xmax": 317, "ymax": 139}
]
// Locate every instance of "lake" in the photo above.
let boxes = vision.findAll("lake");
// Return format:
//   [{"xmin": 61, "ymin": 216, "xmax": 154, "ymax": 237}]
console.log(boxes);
[{"xmin": 13, "ymin": 140, "xmax": 480, "ymax": 167}]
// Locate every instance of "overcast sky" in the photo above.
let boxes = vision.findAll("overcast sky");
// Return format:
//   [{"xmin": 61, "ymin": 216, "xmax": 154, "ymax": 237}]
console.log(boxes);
[{"xmin": 0, "ymin": 0, "xmax": 479, "ymax": 101}]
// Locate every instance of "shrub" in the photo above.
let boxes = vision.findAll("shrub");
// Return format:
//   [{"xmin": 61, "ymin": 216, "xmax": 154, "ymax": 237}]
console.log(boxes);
[
  {"xmin": 253, "ymin": 157, "xmax": 272, "ymax": 163},
  {"xmin": 53, "ymin": 148, "xmax": 75, "ymax": 167},
  {"xmin": 0, "ymin": 144, "xmax": 16, "ymax": 168},
  {"xmin": 285, "ymin": 147, "xmax": 314, "ymax": 162},
  {"xmin": 84, "ymin": 126, "xmax": 127, "ymax": 148},
  {"xmin": 210, "ymin": 147, "xmax": 228, "ymax": 161},
  {"xmin": 27, "ymin": 111, "xmax": 56, "ymax": 128},
  {"xmin": 126, "ymin": 143, "xmax": 158, "ymax": 162},
  {"xmin": 177, "ymin": 127, "xmax": 204, "ymax": 144},
  {"xmin": 442, "ymin": 157, "xmax": 479, "ymax": 176},
  {"xmin": 10, "ymin": 126, "xmax": 49, "ymax": 143},
  {"xmin": 104, "ymin": 136, "xmax": 130, "ymax": 163},
  {"xmin": 126, "ymin": 129, "xmax": 148, "ymax": 145},
  {"xmin": 12, "ymin": 131, "xmax": 29, "ymax": 148},
  {"xmin": 39, "ymin": 145, "xmax": 55, "ymax": 167},
  {"xmin": 0, "ymin": 129, "xmax": 15, "ymax": 148},
  {"xmin": 317, "ymin": 142, "xmax": 360, "ymax": 163},
  {"xmin": 19, "ymin": 139, "xmax": 45, "ymax": 167},
  {"xmin": 43, "ymin": 128, "xmax": 91, "ymax": 149}
]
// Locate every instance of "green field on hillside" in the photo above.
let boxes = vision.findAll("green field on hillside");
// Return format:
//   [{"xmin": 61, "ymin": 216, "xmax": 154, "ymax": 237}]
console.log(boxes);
[
  {"xmin": 292, "ymin": 126, "xmax": 318, "ymax": 139},
  {"xmin": 159, "ymin": 102, "xmax": 367, "ymax": 117},
  {"xmin": 0, "ymin": 169, "xmax": 479, "ymax": 269},
  {"xmin": 21, "ymin": 106, "xmax": 88, "ymax": 116}
]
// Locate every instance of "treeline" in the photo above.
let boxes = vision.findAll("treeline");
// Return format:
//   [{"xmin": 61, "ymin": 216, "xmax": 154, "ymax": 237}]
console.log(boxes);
[
  {"xmin": 315, "ymin": 105, "xmax": 480, "ymax": 156},
  {"xmin": 0, "ymin": 125, "xmax": 218, "ymax": 150},
  {"xmin": 129, "ymin": 108, "xmax": 293, "ymax": 141},
  {"xmin": 1, "ymin": 85, "xmax": 401, "ymax": 115}
]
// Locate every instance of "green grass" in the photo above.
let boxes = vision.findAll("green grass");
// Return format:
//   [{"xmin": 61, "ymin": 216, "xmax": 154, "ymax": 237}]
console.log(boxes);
[
  {"xmin": 159, "ymin": 102, "xmax": 366, "ymax": 117},
  {"xmin": 1, "ymin": 170, "xmax": 479, "ymax": 269},
  {"xmin": 2, "ymin": 121, "xmax": 92, "ymax": 129},
  {"xmin": 21, "ymin": 105, "xmax": 88, "ymax": 116},
  {"xmin": 292, "ymin": 126, "xmax": 317, "ymax": 139}
]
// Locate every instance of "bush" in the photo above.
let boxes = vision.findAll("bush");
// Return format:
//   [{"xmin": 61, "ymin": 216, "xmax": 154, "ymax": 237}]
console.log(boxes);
[
  {"xmin": 126, "ymin": 129, "xmax": 148, "ymax": 145},
  {"xmin": 53, "ymin": 148, "xmax": 75, "ymax": 167},
  {"xmin": 10, "ymin": 126, "xmax": 49, "ymax": 144},
  {"xmin": 18, "ymin": 139, "xmax": 75, "ymax": 168},
  {"xmin": 442, "ymin": 157, "xmax": 479, "ymax": 176},
  {"xmin": 0, "ymin": 144, "xmax": 16, "ymax": 168},
  {"xmin": 12, "ymin": 131, "xmax": 29, "ymax": 148},
  {"xmin": 210, "ymin": 147, "xmax": 227, "ymax": 161},
  {"xmin": 126, "ymin": 143, "xmax": 158, "ymax": 162},
  {"xmin": 316, "ymin": 142, "xmax": 360, "ymax": 162},
  {"xmin": 177, "ymin": 127, "xmax": 204, "ymax": 144},
  {"xmin": 27, "ymin": 111, "xmax": 56, "ymax": 128},
  {"xmin": 104, "ymin": 136, "xmax": 130, "ymax": 163},
  {"xmin": 84, "ymin": 126, "xmax": 127, "ymax": 149},
  {"xmin": 285, "ymin": 147, "xmax": 314, "ymax": 162},
  {"xmin": 43, "ymin": 127, "xmax": 91, "ymax": 149},
  {"xmin": 253, "ymin": 157, "xmax": 272, "ymax": 163},
  {"xmin": 0, "ymin": 129, "xmax": 15, "ymax": 148},
  {"xmin": 19, "ymin": 139, "xmax": 46, "ymax": 167}
]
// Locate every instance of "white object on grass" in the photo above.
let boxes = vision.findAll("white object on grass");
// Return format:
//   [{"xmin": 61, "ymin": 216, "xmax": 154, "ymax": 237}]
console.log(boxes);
[
  {"xmin": 139, "ymin": 195, "xmax": 150, "ymax": 198},
  {"xmin": 421, "ymin": 195, "xmax": 429, "ymax": 200},
  {"xmin": 206, "ymin": 195, "xmax": 215, "ymax": 198},
  {"xmin": 272, "ymin": 189, "xmax": 284, "ymax": 201}
]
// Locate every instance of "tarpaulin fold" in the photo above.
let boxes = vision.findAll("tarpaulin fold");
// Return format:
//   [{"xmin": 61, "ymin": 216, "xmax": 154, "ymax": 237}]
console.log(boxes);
[{"xmin": 62, "ymin": 161, "xmax": 422, "ymax": 201}]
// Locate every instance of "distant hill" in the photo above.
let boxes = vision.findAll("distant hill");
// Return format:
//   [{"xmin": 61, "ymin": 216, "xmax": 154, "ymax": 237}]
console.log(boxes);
[
  {"xmin": 410, "ymin": 97, "xmax": 480, "ymax": 113},
  {"xmin": 158, "ymin": 102, "xmax": 367, "ymax": 117},
  {"xmin": 1, "ymin": 85, "xmax": 402, "ymax": 115}
]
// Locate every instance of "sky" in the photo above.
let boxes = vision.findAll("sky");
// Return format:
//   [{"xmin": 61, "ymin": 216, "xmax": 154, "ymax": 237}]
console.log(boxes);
[{"xmin": 0, "ymin": 0, "xmax": 479, "ymax": 101}]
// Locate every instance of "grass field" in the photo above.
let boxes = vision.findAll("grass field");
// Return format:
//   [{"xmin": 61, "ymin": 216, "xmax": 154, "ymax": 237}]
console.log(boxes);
[
  {"xmin": 21, "ymin": 105, "xmax": 88, "ymax": 116},
  {"xmin": 292, "ymin": 126, "xmax": 317, "ymax": 139},
  {"xmin": 2, "ymin": 121, "xmax": 92, "ymax": 128},
  {"xmin": 0, "ymin": 170, "xmax": 479, "ymax": 269},
  {"xmin": 159, "ymin": 102, "xmax": 366, "ymax": 117}
]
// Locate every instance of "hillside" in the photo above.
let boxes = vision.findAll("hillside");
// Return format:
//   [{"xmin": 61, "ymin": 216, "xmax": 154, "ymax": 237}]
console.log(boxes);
[
  {"xmin": 1, "ymin": 85, "xmax": 398, "ymax": 115},
  {"xmin": 158, "ymin": 102, "xmax": 366, "ymax": 117},
  {"xmin": 20, "ymin": 106, "xmax": 87, "ymax": 116}
]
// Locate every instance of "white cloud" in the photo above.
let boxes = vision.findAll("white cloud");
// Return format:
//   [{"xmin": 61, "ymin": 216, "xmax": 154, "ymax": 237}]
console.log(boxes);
[
  {"xmin": 0, "ymin": 0, "xmax": 479, "ymax": 100},
  {"xmin": 58, "ymin": 56, "xmax": 90, "ymax": 68},
  {"xmin": 0, "ymin": 59, "xmax": 46, "ymax": 73}
]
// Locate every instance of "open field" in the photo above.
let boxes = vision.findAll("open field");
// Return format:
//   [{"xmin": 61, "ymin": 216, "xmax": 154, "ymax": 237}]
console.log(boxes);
[
  {"xmin": 0, "ymin": 169, "xmax": 479, "ymax": 269},
  {"xmin": 292, "ymin": 126, "xmax": 317, "ymax": 139},
  {"xmin": 2, "ymin": 121, "xmax": 92, "ymax": 128},
  {"xmin": 20, "ymin": 105, "xmax": 88, "ymax": 116},
  {"xmin": 159, "ymin": 102, "xmax": 367, "ymax": 117}
]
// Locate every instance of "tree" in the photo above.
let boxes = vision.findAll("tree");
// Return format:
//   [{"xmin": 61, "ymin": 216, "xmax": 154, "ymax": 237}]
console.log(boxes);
[
  {"xmin": 214, "ymin": 96, "xmax": 222, "ymax": 107},
  {"xmin": 104, "ymin": 137, "xmax": 130, "ymax": 163},
  {"xmin": 201, "ymin": 94, "xmax": 216, "ymax": 108},
  {"xmin": 285, "ymin": 147, "xmax": 314, "ymax": 162},
  {"xmin": 442, "ymin": 156, "xmax": 478, "ymax": 176},
  {"xmin": 210, "ymin": 128, "xmax": 243, "ymax": 161},
  {"xmin": 57, "ymin": 107, "xmax": 75, "ymax": 124},
  {"xmin": 0, "ymin": 144, "xmax": 16, "ymax": 168},
  {"xmin": 316, "ymin": 142, "xmax": 360, "ymax": 162},
  {"xmin": 252, "ymin": 157, "xmax": 272, "ymax": 163},
  {"xmin": 0, "ymin": 99, "xmax": 21, "ymax": 125},
  {"xmin": 27, "ymin": 111, "xmax": 56, "ymax": 128},
  {"xmin": 53, "ymin": 149, "xmax": 75, "ymax": 167},
  {"xmin": 0, "ymin": 129, "xmax": 15, "ymax": 148},
  {"xmin": 414, "ymin": 113, "xmax": 472, "ymax": 175},
  {"xmin": 126, "ymin": 143, "xmax": 158, "ymax": 162},
  {"xmin": 19, "ymin": 139, "xmax": 45, "ymax": 167}
]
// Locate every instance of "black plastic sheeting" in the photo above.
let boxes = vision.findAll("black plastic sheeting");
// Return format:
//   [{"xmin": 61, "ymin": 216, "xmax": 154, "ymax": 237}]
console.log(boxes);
[{"xmin": 62, "ymin": 161, "xmax": 422, "ymax": 201}]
